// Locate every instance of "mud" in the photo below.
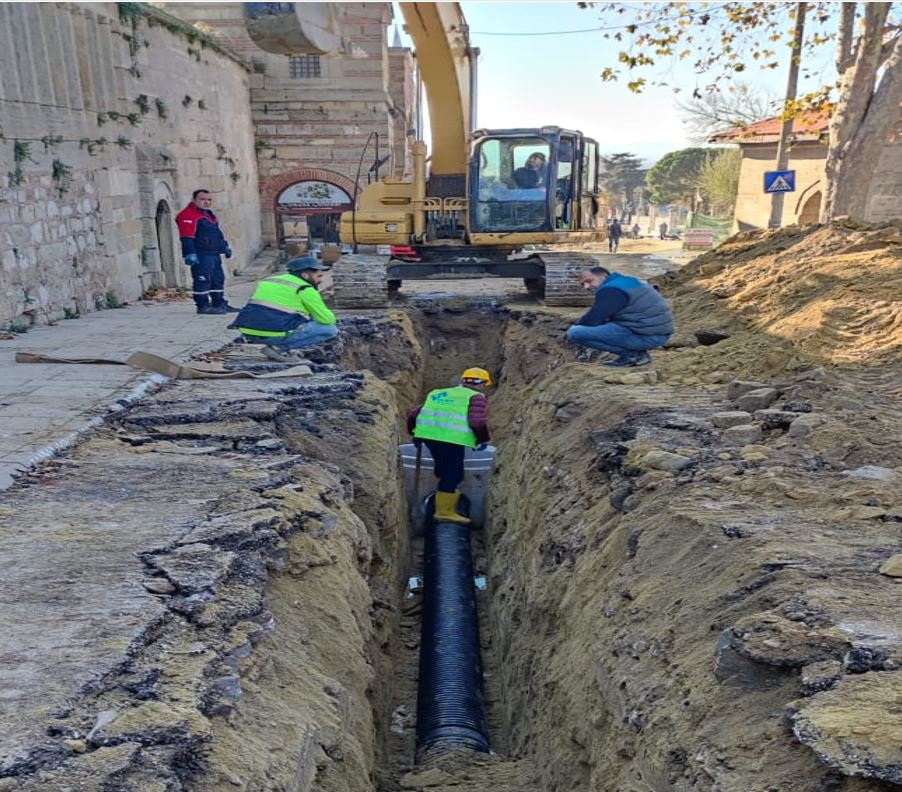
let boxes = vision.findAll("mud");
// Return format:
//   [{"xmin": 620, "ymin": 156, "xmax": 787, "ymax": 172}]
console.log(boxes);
[{"xmin": 1, "ymin": 222, "xmax": 900, "ymax": 791}]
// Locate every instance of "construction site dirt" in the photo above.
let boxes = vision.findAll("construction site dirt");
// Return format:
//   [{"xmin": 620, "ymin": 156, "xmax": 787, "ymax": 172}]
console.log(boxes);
[{"xmin": 0, "ymin": 220, "xmax": 900, "ymax": 791}]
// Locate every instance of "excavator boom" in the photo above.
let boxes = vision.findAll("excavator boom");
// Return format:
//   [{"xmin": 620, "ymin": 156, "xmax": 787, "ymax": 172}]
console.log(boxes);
[{"xmin": 398, "ymin": 3, "xmax": 476, "ymax": 185}]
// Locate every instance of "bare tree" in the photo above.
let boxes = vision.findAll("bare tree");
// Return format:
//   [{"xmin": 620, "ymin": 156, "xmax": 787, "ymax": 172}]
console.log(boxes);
[
  {"xmin": 676, "ymin": 83, "xmax": 778, "ymax": 144},
  {"xmin": 581, "ymin": 2, "xmax": 902, "ymax": 222}
]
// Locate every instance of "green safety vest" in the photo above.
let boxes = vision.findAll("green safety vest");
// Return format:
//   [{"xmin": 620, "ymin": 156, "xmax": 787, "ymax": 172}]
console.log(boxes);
[
  {"xmin": 238, "ymin": 273, "xmax": 312, "ymax": 338},
  {"xmin": 413, "ymin": 386, "xmax": 479, "ymax": 448}
]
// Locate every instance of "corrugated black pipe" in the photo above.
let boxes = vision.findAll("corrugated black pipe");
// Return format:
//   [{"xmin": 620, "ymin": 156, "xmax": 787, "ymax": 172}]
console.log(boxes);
[{"xmin": 415, "ymin": 516, "xmax": 490, "ymax": 755}]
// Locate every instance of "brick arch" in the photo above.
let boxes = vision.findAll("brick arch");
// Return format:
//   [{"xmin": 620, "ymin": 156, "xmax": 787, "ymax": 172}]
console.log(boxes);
[{"xmin": 261, "ymin": 168, "xmax": 358, "ymax": 207}]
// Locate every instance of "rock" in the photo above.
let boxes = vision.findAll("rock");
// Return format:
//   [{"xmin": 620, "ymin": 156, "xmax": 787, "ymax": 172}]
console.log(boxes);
[
  {"xmin": 694, "ymin": 329, "xmax": 730, "ymax": 346},
  {"xmin": 792, "ymin": 671, "xmax": 902, "ymax": 785},
  {"xmin": 843, "ymin": 466, "xmax": 897, "ymax": 482},
  {"xmin": 641, "ymin": 449, "xmax": 692, "ymax": 473},
  {"xmin": 609, "ymin": 483, "xmax": 633, "ymax": 511},
  {"xmin": 63, "ymin": 738, "xmax": 88, "ymax": 753},
  {"xmin": 723, "ymin": 424, "xmax": 764, "ymax": 445},
  {"xmin": 800, "ymin": 660, "xmax": 843, "ymax": 695},
  {"xmin": 143, "ymin": 578, "xmax": 176, "ymax": 595},
  {"xmin": 788, "ymin": 416, "xmax": 820, "ymax": 438},
  {"xmin": 602, "ymin": 370, "xmax": 658, "ymax": 385},
  {"xmin": 736, "ymin": 387, "xmax": 779, "ymax": 412},
  {"xmin": 730, "ymin": 613, "xmax": 849, "ymax": 668},
  {"xmin": 702, "ymin": 370, "xmax": 729, "ymax": 384},
  {"xmin": 879, "ymin": 554, "xmax": 902, "ymax": 577},
  {"xmin": 712, "ymin": 411, "xmax": 753, "ymax": 428},
  {"xmin": 754, "ymin": 409, "xmax": 800, "ymax": 429},
  {"xmin": 727, "ymin": 380, "xmax": 770, "ymax": 400},
  {"xmin": 741, "ymin": 444, "xmax": 771, "ymax": 463},
  {"xmin": 783, "ymin": 401, "xmax": 813, "ymax": 413}
]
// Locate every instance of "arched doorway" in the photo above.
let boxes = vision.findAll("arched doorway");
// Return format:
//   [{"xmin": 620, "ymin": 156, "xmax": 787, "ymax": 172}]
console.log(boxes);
[
  {"xmin": 797, "ymin": 191, "xmax": 822, "ymax": 226},
  {"xmin": 275, "ymin": 180, "xmax": 354, "ymax": 252},
  {"xmin": 155, "ymin": 200, "xmax": 177, "ymax": 287}
]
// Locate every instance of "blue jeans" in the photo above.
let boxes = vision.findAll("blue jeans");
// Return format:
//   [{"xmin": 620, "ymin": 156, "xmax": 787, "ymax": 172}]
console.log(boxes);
[
  {"xmin": 268, "ymin": 322, "xmax": 339, "ymax": 350},
  {"xmin": 191, "ymin": 254, "xmax": 225, "ymax": 308},
  {"xmin": 566, "ymin": 323, "xmax": 669, "ymax": 357}
]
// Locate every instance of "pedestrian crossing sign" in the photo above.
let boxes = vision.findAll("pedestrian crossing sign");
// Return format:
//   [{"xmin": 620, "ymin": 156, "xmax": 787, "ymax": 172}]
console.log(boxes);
[{"xmin": 764, "ymin": 170, "xmax": 796, "ymax": 193}]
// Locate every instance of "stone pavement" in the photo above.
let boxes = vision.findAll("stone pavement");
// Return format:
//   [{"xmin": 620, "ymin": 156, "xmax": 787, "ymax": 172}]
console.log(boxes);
[{"xmin": 0, "ymin": 280, "xmax": 258, "ymax": 491}]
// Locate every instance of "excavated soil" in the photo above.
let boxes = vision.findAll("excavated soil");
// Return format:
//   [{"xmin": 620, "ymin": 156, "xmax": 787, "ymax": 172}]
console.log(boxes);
[{"xmin": 0, "ymin": 221, "xmax": 900, "ymax": 791}]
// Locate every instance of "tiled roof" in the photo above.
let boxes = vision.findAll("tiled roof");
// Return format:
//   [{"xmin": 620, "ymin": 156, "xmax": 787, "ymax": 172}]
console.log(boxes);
[{"xmin": 710, "ymin": 111, "xmax": 829, "ymax": 144}]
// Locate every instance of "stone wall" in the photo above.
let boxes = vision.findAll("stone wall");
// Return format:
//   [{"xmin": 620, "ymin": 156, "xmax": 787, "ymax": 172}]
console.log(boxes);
[
  {"xmin": 733, "ymin": 135, "xmax": 901, "ymax": 231},
  {"xmin": 163, "ymin": 2, "xmax": 415, "ymax": 245},
  {"xmin": 0, "ymin": 3, "xmax": 260, "ymax": 327}
]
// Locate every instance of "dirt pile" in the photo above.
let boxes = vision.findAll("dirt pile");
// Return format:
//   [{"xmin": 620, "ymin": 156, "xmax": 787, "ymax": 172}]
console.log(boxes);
[{"xmin": 665, "ymin": 220, "xmax": 902, "ymax": 367}]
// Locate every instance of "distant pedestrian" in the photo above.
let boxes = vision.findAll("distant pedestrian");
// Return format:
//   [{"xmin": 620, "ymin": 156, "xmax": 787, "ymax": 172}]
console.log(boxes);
[
  {"xmin": 631, "ymin": 223, "xmax": 640, "ymax": 239},
  {"xmin": 608, "ymin": 219, "xmax": 623, "ymax": 253},
  {"xmin": 233, "ymin": 256, "xmax": 338, "ymax": 362},
  {"xmin": 566, "ymin": 266, "xmax": 673, "ymax": 368},
  {"xmin": 176, "ymin": 189, "xmax": 238, "ymax": 314},
  {"xmin": 659, "ymin": 221, "xmax": 668, "ymax": 240}
]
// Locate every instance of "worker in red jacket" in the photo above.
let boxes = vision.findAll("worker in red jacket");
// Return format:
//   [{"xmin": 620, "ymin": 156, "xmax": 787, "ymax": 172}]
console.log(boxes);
[
  {"xmin": 175, "ymin": 189, "xmax": 238, "ymax": 315},
  {"xmin": 408, "ymin": 367, "xmax": 492, "ymax": 524}
]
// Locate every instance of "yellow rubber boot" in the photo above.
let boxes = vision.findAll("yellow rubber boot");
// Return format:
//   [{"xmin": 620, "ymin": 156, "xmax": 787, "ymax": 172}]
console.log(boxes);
[{"xmin": 433, "ymin": 491, "xmax": 471, "ymax": 524}]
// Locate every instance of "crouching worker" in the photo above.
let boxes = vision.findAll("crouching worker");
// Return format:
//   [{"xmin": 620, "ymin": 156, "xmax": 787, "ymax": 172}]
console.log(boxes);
[
  {"xmin": 234, "ymin": 256, "xmax": 338, "ymax": 362},
  {"xmin": 408, "ymin": 367, "xmax": 492, "ymax": 525},
  {"xmin": 566, "ymin": 266, "xmax": 673, "ymax": 367}
]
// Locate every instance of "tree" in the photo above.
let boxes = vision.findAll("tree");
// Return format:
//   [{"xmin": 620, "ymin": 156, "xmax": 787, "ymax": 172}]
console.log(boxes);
[
  {"xmin": 675, "ymin": 82, "xmax": 778, "ymax": 144},
  {"xmin": 580, "ymin": 2, "xmax": 902, "ymax": 222},
  {"xmin": 698, "ymin": 148, "xmax": 742, "ymax": 215},
  {"xmin": 645, "ymin": 147, "xmax": 710, "ymax": 205},
  {"xmin": 600, "ymin": 152, "xmax": 647, "ymax": 217}
]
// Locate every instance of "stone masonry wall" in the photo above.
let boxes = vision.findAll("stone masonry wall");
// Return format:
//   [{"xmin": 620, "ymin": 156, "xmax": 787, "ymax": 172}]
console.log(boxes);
[
  {"xmin": 163, "ymin": 3, "xmax": 414, "ymax": 246},
  {"xmin": 0, "ymin": 2, "xmax": 260, "ymax": 327}
]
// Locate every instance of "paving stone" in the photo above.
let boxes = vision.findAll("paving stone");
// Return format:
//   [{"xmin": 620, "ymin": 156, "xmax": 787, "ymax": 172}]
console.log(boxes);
[
  {"xmin": 736, "ymin": 387, "xmax": 779, "ymax": 412},
  {"xmin": 722, "ymin": 424, "xmax": 764, "ymax": 445},
  {"xmin": 726, "ymin": 380, "xmax": 770, "ymax": 400},
  {"xmin": 711, "ymin": 411, "xmax": 753, "ymax": 428}
]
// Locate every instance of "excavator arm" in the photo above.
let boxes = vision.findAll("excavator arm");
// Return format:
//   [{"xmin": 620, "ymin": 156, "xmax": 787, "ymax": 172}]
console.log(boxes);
[{"xmin": 398, "ymin": 3, "xmax": 477, "ymax": 184}]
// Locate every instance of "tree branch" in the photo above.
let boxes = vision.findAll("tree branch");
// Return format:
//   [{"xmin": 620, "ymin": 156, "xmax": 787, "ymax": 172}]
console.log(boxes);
[{"xmin": 836, "ymin": 2, "xmax": 857, "ymax": 73}]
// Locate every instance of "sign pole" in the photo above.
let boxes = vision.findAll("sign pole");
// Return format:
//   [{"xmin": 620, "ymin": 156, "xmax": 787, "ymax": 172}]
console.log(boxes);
[{"xmin": 768, "ymin": 2, "xmax": 807, "ymax": 229}]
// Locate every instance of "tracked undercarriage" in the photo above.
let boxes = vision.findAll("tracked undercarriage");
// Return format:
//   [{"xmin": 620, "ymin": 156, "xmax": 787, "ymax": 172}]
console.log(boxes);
[{"xmin": 330, "ymin": 250, "xmax": 596, "ymax": 308}]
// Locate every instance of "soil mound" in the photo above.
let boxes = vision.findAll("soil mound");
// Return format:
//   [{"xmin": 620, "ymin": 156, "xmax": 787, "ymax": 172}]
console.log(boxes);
[{"xmin": 667, "ymin": 220, "xmax": 902, "ymax": 367}]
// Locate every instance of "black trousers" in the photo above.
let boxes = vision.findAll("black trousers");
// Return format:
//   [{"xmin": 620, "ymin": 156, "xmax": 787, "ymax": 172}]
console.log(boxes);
[{"xmin": 423, "ymin": 440, "xmax": 466, "ymax": 493}]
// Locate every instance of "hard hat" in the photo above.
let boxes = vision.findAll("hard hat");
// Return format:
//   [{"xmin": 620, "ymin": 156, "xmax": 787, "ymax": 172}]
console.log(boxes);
[
  {"xmin": 287, "ymin": 256, "xmax": 330, "ymax": 273},
  {"xmin": 461, "ymin": 367, "xmax": 493, "ymax": 386}
]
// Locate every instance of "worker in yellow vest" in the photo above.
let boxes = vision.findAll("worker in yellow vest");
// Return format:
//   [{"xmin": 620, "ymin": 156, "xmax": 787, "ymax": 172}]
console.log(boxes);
[
  {"xmin": 233, "ymin": 256, "xmax": 338, "ymax": 361},
  {"xmin": 407, "ymin": 367, "xmax": 493, "ymax": 524}
]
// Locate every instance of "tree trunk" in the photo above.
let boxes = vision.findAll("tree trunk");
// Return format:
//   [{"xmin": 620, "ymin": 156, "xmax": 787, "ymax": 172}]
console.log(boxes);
[{"xmin": 822, "ymin": 3, "xmax": 895, "ymax": 221}]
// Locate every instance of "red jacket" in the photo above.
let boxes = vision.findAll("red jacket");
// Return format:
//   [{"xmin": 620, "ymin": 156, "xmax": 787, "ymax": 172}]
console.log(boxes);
[
  {"xmin": 175, "ymin": 203, "xmax": 230, "ymax": 257},
  {"xmin": 407, "ymin": 392, "xmax": 490, "ymax": 444}
]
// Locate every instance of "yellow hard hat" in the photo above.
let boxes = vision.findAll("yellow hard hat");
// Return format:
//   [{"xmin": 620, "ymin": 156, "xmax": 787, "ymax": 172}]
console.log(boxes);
[{"xmin": 461, "ymin": 367, "xmax": 493, "ymax": 386}]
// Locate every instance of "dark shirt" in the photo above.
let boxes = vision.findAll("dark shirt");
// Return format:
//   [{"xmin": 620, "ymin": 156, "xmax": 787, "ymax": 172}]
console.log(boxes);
[
  {"xmin": 574, "ymin": 285, "xmax": 628, "ymax": 327},
  {"xmin": 609, "ymin": 222, "xmax": 623, "ymax": 239},
  {"xmin": 512, "ymin": 167, "xmax": 542, "ymax": 189}
]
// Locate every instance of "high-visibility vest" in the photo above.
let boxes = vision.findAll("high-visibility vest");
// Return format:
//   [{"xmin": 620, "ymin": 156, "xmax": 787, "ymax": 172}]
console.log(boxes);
[
  {"xmin": 413, "ymin": 386, "xmax": 479, "ymax": 448},
  {"xmin": 238, "ymin": 273, "xmax": 312, "ymax": 338}
]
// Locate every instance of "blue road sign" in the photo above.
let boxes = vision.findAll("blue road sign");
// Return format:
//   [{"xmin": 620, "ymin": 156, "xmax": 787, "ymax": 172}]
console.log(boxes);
[{"xmin": 764, "ymin": 170, "xmax": 796, "ymax": 193}]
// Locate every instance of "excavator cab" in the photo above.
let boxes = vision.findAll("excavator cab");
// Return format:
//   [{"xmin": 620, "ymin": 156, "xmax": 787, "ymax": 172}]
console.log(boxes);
[{"xmin": 469, "ymin": 128, "xmax": 599, "ymax": 236}]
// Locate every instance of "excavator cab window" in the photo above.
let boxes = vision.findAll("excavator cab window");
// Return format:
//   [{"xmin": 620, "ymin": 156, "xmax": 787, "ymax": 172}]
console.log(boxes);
[{"xmin": 471, "ymin": 137, "xmax": 551, "ymax": 232}]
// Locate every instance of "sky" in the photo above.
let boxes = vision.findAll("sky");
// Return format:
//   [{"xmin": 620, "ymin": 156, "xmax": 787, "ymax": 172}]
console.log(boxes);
[{"xmin": 391, "ymin": 1, "xmax": 840, "ymax": 166}]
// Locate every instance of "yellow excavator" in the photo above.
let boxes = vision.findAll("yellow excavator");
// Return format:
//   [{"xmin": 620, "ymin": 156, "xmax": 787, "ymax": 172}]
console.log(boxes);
[{"xmin": 245, "ymin": 2, "xmax": 605, "ymax": 306}]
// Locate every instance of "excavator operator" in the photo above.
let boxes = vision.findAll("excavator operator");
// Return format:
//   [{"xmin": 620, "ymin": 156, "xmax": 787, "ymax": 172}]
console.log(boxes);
[{"xmin": 408, "ymin": 367, "xmax": 493, "ymax": 524}]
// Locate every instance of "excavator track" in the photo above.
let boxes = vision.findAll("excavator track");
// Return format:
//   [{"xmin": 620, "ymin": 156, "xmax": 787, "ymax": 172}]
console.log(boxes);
[
  {"xmin": 539, "ymin": 252, "xmax": 597, "ymax": 306},
  {"xmin": 330, "ymin": 254, "xmax": 392, "ymax": 309}
]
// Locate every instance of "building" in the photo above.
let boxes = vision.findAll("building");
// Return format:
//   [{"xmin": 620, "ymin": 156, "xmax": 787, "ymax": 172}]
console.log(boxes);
[
  {"xmin": 163, "ymin": 3, "xmax": 416, "ymax": 250},
  {"xmin": 0, "ymin": 2, "xmax": 415, "ymax": 327},
  {"xmin": 712, "ymin": 112, "xmax": 900, "ymax": 230}
]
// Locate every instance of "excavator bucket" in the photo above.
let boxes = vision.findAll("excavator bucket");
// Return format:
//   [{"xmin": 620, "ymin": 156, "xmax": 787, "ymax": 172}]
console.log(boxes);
[{"xmin": 243, "ymin": 3, "xmax": 363, "ymax": 56}]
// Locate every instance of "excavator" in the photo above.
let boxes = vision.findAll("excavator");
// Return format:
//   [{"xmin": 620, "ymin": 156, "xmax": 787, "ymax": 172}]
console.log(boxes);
[{"xmin": 244, "ymin": 2, "xmax": 604, "ymax": 307}]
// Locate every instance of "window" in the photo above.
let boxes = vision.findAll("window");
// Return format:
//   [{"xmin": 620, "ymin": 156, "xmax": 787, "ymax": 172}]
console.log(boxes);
[
  {"xmin": 289, "ymin": 55, "xmax": 321, "ymax": 78},
  {"xmin": 582, "ymin": 141, "xmax": 598, "ymax": 193},
  {"xmin": 472, "ymin": 138, "xmax": 550, "ymax": 232}
]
